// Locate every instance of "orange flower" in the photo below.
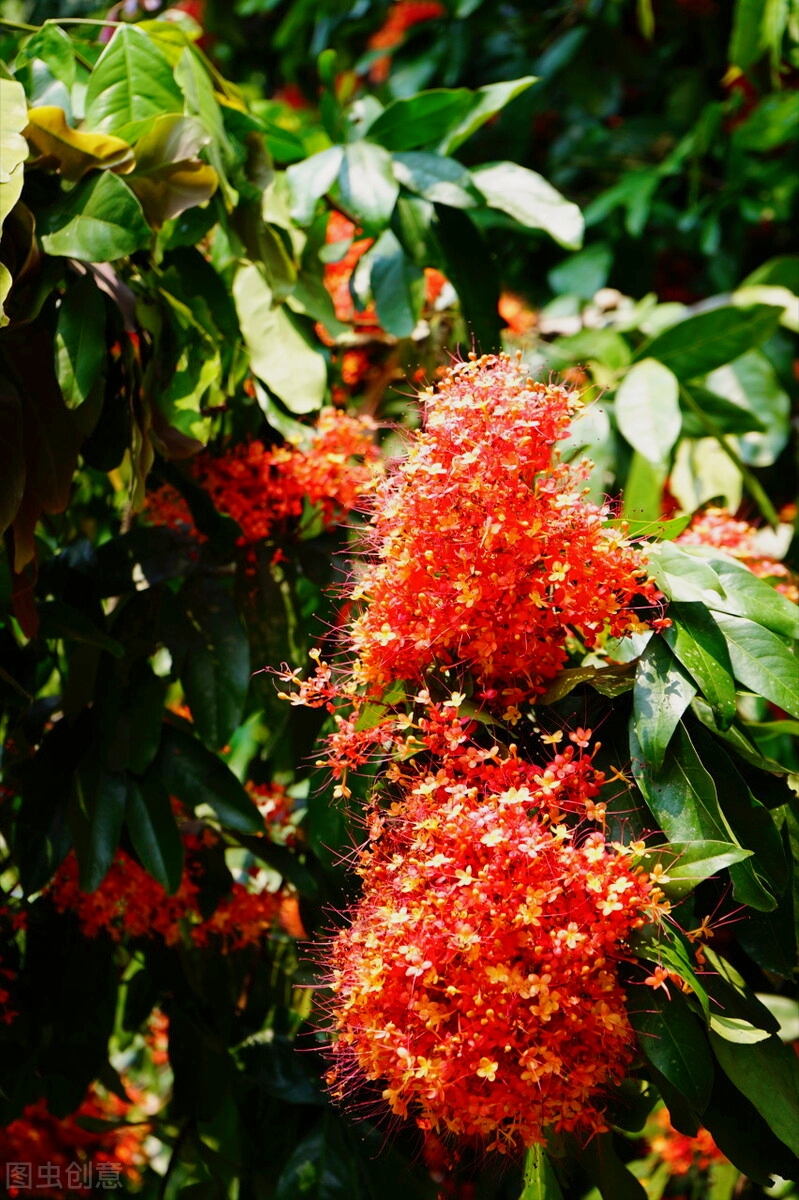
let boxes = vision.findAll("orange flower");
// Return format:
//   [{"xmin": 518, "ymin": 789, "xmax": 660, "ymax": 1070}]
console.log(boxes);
[
  {"xmin": 346, "ymin": 354, "xmax": 662, "ymax": 698},
  {"xmin": 0, "ymin": 1084, "xmax": 149, "ymax": 1198},
  {"xmin": 648, "ymin": 1106, "xmax": 728, "ymax": 1176},
  {"xmin": 367, "ymin": 2, "xmax": 446, "ymax": 84},
  {"xmin": 326, "ymin": 748, "xmax": 657, "ymax": 1151}
]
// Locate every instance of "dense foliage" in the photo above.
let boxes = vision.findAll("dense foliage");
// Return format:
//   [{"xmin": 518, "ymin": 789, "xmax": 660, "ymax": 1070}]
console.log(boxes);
[{"xmin": 0, "ymin": 1, "xmax": 797, "ymax": 1198}]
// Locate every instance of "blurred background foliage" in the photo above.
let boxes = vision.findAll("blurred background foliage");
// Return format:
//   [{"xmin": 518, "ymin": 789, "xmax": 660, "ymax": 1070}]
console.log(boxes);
[{"xmin": 0, "ymin": 0, "xmax": 797, "ymax": 1197}]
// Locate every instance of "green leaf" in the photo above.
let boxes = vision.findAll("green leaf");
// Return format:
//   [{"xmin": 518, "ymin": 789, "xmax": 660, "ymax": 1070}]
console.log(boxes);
[
  {"xmin": 439, "ymin": 75, "xmax": 538, "ymax": 154},
  {"xmin": 704, "ymin": 348, "xmax": 790, "ymax": 468},
  {"xmin": 286, "ymin": 146, "xmax": 344, "ymax": 225},
  {"xmin": 126, "ymin": 771, "xmax": 184, "ymax": 894},
  {"xmin": 366, "ymin": 89, "xmax": 474, "ymax": 151},
  {"xmin": 471, "ymin": 162, "xmax": 584, "ymax": 249},
  {"xmin": 540, "ymin": 662, "xmax": 635, "ymax": 705},
  {"xmin": 713, "ymin": 611, "xmax": 799, "ymax": 719},
  {"xmin": 710, "ymin": 1032, "xmax": 799, "ymax": 1156},
  {"xmin": 392, "ymin": 151, "xmax": 477, "ymax": 208},
  {"xmin": 615, "ymin": 358, "xmax": 681, "ymax": 464},
  {"xmin": 55, "ymin": 276, "xmax": 106, "ymax": 410},
  {"xmin": 630, "ymin": 721, "xmax": 734, "ymax": 846},
  {"xmin": 630, "ymin": 987, "xmax": 713, "ymax": 1112},
  {"xmin": 520, "ymin": 1145, "xmax": 564, "ymax": 1200},
  {"xmin": 24, "ymin": 106, "xmax": 135, "ymax": 182},
  {"xmin": 646, "ymin": 542, "xmax": 725, "ymax": 604},
  {"xmin": 709, "ymin": 1015, "xmax": 772, "ymax": 1044},
  {"xmin": 339, "ymin": 141, "xmax": 399, "ymax": 231},
  {"xmin": 576, "ymin": 1134, "xmax": 648, "ymax": 1200},
  {"xmin": 662, "ymin": 602, "xmax": 736, "ymax": 727},
  {"xmin": 84, "ymin": 25, "xmax": 184, "ymax": 138},
  {"xmin": 632, "ymin": 636, "xmax": 696, "ymax": 772},
  {"xmin": 69, "ymin": 767, "xmax": 128, "ymax": 893},
  {"xmin": 729, "ymin": 0, "xmax": 789, "ymax": 70},
  {"xmin": 19, "ymin": 23, "xmax": 76, "ymax": 88},
  {"xmin": 0, "ymin": 78, "xmax": 29, "ymax": 322},
  {"xmin": 638, "ymin": 304, "xmax": 783, "ymax": 380},
  {"xmin": 733, "ymin": 92, "xmax": 799, "ymax": 151},
  {"xmin": 547, "ymin": 242, "xmax": 613, "ymax": 300},
  {"xmin": 702, "ymin": 1068, "xmax": 798, "ymax": 1185},
  {"xmin": 157, "ymin": 724, "xmax": 264, "ymax": 834},
  {"xmin": 174, "ymin": 47, "xmax": 237, "ymax": 207},
  {"xmin": 742, "ymin": 255, "xmax": 799, "ymax": 292},
  {"xmin": 679, "ymin": 384, "xmax": 767, "ymax": 437},
  {"xmin": 37, "ymin": 599, "xmax": 124, "ymax": 658},
  {"xmin": 179, "ymin": 578, "xmax": 250, "ymax": 752},
  {"xmin": 39, "ymin": 172, "xmax": 151, "ymax": 261},
  {"xmin": 127, "ymin": 113, "xmax": 218, "ymax": 228},
  {"xmin": 364, "ymin": 229, "xmax": 424, "ymax": 338},
  {"xmin": 274, "ymin": 1115, "xmax": 361, "ymax": 1200},
  {"xmin": 233, "ymin": 263, "xmax": 326, "ymax": 413},
  {"xmin": 641, "ymin": 840, "xmax": 753, "ymax": 896},
  {"xmin": 431, "ymin": 204, "xmax": 502, "ymax": 351}
]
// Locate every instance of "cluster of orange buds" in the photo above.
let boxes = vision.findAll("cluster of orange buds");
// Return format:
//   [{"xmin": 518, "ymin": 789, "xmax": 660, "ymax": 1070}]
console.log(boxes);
[
  {"xmin": 366, "ymin": 2, "xmax": 446, "ymax": 83},
  {"xmin": 646, "ymin": 1106, "xmax": 729, "ymax": 1176}
]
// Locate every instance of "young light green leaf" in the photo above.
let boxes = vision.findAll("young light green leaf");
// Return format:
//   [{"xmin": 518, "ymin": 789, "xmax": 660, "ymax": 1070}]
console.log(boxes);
[
  {"xmin": 438, "ymin": 75, "xmax": 538, "ymax": 155},
  {"xmin": 709, "ymin": 1015, "xmax": 772, "ymax": 1044},
  {"xmin": 84, "ymin": 25, "xmax": 183, "ymax": 138},
  {"xmin": 520, "ymin": 1145, "xmax": 564, "ymax": 1200},
  {"xmin": 233, "ymin": 264, "xmax": 326, "ymax": 413},
  {"xmin": 615, "ymin": 358, "xmax": 681, "ymax": 464},
  {"xmin": 391, "ymin": 152, "xmax": 477, "ymax": 208},
  {"xmin": 645, "ymin": 542, "xmax": 726, "ymax": 604},
  {"xmin": 471, "ymin": 162, "xmax": 584, "ymax": 249}
]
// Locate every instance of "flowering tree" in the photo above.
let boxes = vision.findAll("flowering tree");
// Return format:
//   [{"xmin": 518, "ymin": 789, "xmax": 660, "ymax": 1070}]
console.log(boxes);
[{"xmin": 0, "ymin": 3, "xmax": 797, "ymax": 1199}]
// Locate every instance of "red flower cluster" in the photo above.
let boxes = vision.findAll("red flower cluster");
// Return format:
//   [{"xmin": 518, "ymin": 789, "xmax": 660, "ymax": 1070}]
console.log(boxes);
[
  {"xmin": 367, "ymin": 1, "xmax": 446, "ymax": 83},
  {"xmin": 0, "ymin": 1084, "xmax": 148, "ymax": 1198},
  {"xmin": 48, "ymin": 804, "xmax": 298, "ymax": 952},
  {"xmin": 647, "ymin": 1106, "xmax": 728, "ymax": 1176},
  {"xmin": 327, "ymin": 741, "xmax": 660, "ymax": 1150},
  {"xmin": 677, "ymin": 505, "xmax": 798, "ymax": 602},
  {"xmin": 347, "ymin": 354, "xmax": 661, "ymax": 697},
  {"xmin": 145, "ymin": 407, "xmax": 381, "ymax": 544}
]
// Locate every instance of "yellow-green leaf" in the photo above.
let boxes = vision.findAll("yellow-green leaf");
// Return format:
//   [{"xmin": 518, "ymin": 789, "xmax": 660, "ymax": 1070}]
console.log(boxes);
[{"xmin": 24, "ymin": 107, "xmax": 134, "ymax": 182}]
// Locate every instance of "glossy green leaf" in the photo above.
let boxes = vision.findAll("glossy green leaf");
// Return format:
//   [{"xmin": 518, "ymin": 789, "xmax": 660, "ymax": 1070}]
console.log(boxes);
[
  {"xmin": 157, "ymin": 724, "xmax": 264, "ymax": 835},
  {"xmin": 705, "ymin": 349, "xmax": 790, "ymax": 468},
  {"xmin": 274, "ymin": 1115, "xmax": 361, "ymax": 1200},
  {"xmin": 55, "ymin": 276, "xmax": 106, "ymax": 410},
  {"xmin": 233, "ymin": 263, "xmax": 326, "ymax": 413},
  {"xmin": 709, "ymin": 1015, "xmax": 771, "ymax": 1044},
  {"xmin": 69, "ymin": 767, "xmax": 128, "ymax": 893},
  {"xmin": 392, "ymin": 151, "xmax": 477, "ymax": 208},
  {"xmin": 729, "ymin": 0, "xmax": 789, "ymax": 70},
  {"xmin": 439, "ymin": 75, "xmax": 538, "ymax": 154},
  {"xmin": 128, "ymin": 114, "xmax": 218, "ymax": 228},
  {"xmin": 630, "ymin": 987, "xmax": 713, "ymax": 1112},
  {"xmin": 126, "ymin": 771, "xmax": 184, "ymax": 894},
  {"xmin": 576, "ymin": 1134, "xmax": 648, "ymax": 1200},
  {"xmin": 713, "ymin": 611, "xmax": 799, "ymax": 719},
  {"xmin": 471, "ymin": 161, "xmax": 584, "ymax": 249},
  {"xmin": 37, "ymin": 599, "xmax": 124, "ymax": 658},
  {"xmin": 179, "ymin": 578, "xmax": 250, "ymax": 751},
  {"xmin": 663, "ymin": 602, "xmax": 736, "ymax": 727},
  {"xmin": 679, "ymin": 383, "xmax": 767, "ymax": 436},
  {"xmin": 615, "ymin": 358, "xmax": 681, "ymax": 464},
  {"xmin": 339, "ymin": 141, "xmax": 399, "ymax": 230},
  {"xmin": 632, "ymin": 635, "xmax": 696, "ymax": 772},
  {"xmin": 84, "ymin": 25, "xmax": 184, "ymax": 138},
  {"xmin": 639, "ymin": 304, "xmax": 783, "ymax": 380},
  {"xmin": 520, "ymin": 1145, "xmax": 564, "ymax": 1200},
  {"xmin": 286, "ymin": 146, "xmax": 344, "ymax": 224},
  {"xmin": 710, "ymin": 1032, "xmax": 799, "ymax": 1156},
  {"xmin": 0, "ymin": 78, "xmax": 28, "ymax": 230},
  {"xmin": 366, "ymin": 89, "xmax": 473, "ymax": 151},
  {"xmin": 365, "ymin": 229, "xmax": 424, "ymax": 337},
  {"xmin": 174, "ymin": 47, "xmax": 237, "ymax": 206},
  {"xmin": 701, "ymin": 553, "xmax": 799, "ymax": 639},
  {"xmin": 39, "ymin": 172, "xmax": 151, "ymax": 261},
  {"xmin": 646, "ymin": 542, "xmax": 725, "ymax": 604},
  {"xmin": 432, "ymin": 204, "xmax": 502, "ymax": 351},
  {"xmin": 702, "ymin": 1069, "xmax": 798, "ymax": 1185},
  {"xmin": 639, "ymin": 841, "xmax": 753, "ymax": 898},
  {"xmin": 630, "ymin": 721, "xmax": 734, "ymax": 845}
]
